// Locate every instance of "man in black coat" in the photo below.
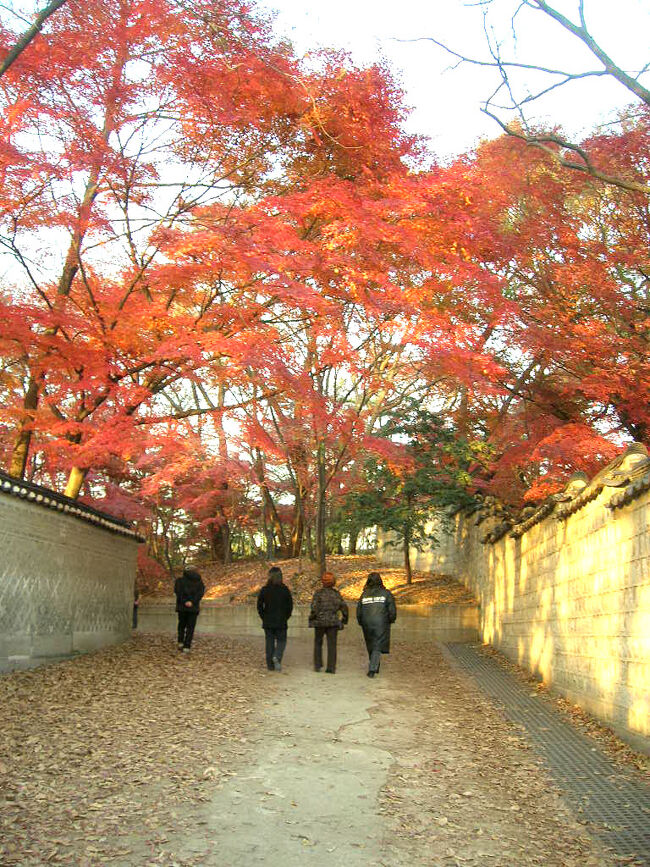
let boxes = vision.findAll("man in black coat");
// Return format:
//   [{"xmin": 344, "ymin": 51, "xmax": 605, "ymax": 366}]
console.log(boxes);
[
  {"xmin": 257, "ymin": 566, "xmax": 293, "ymax": 671},
  {"xmin": 356, "ymin": 571, "xmax": 396, "ymax": 677},
  {"xmin": 174, "ymin": 567, "xmax": 205, "ymax": 652}
]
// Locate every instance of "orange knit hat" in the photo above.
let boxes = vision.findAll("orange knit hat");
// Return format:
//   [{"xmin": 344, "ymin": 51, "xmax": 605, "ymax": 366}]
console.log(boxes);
[{"xmin": 322, "ymin": 571, "xmax": 336, "ymax": 587}]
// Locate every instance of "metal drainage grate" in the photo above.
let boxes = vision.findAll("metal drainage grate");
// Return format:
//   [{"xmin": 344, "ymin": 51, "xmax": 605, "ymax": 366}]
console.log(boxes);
[{"xmin": 446, "ymin": 643, "xmax": 650, "ymax": 865}]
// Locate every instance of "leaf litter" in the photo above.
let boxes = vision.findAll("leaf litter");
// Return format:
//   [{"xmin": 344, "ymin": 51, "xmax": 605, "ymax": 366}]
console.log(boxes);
[
  {"xmin": 374, "ymin": 640, "xmax": 617, "ymax": 867},
  {"xmin": 0, "ymin": 634, "xmax": 266, "ymax": 865},
  {"xmin": 144, "ymin": 553, "xmax": 475, "ymax": 607}
]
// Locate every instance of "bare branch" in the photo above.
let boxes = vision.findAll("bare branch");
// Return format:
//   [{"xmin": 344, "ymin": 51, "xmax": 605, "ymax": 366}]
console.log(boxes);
[
  {"xmin": 530, "ymin": 0, "xmax": 650, "ymax": 106},
  {"xmin": 0, "ymin": 0, "xmax": 68, "ymax": 79},
  {"xmin": 410, "ymin": 1, "xmax": 650, "ymax": 193},
  {"xmin": 483, "ymin": 109, "xmax": 650, "ymax": 195},
  {"xmin": 397, "ymin": 34, "xmax": 610, "ymax": 80}
]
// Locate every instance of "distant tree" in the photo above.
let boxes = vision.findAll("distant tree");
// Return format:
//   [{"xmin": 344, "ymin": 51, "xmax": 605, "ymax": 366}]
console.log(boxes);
[{"xmin": 346, "ymin": 409, "xmax": 476, "ymax": 583}]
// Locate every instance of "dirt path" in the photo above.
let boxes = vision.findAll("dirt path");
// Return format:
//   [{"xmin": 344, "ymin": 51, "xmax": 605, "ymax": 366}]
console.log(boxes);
[
  {"xmin": 0, "ymin": 629, "xmax": 613, "ymax": 866},
  {"xmin": 129, "ymin": 632, "xmax": 610, "ymax": 866},
  {"xmin": 202, "ymin": 642, "xmax": 393, "ymax": 865}
]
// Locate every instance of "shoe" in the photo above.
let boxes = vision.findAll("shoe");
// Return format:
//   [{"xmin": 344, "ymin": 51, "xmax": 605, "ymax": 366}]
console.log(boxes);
[
  {"xmin": 182, "ymin": 647, "xmax": 190, "ymax": 653},
  {"xmin": 273, "ymin": 657, "xmax": 281, "ymax": 672},
  {"xmin": 325, "ymin": 669, "xmax": 335, "ymax": 674},
  {"xmin": 314, "ymin": 667, "xmax": 322, "ymax": 672},
  {"xmin": 367, "ymin": 671, "xmax": 375, "ymax": 678},
  {"xmin": 177, "ymin": 642, "xmax": 184, "ymax": 650}
]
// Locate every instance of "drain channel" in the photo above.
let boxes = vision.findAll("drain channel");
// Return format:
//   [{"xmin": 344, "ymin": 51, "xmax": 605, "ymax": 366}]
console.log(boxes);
[{"xmin": 446, "ymin": 643, "xmax": 650, "ymax": 865}]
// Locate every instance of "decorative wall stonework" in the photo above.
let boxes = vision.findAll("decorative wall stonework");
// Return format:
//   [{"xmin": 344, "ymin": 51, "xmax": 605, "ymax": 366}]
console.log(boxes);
[
  {"xmin": 0, "ymin": 478, "xmax": 140, "ymax": 666},
  {"xmin": 379, "ymin": 444, "xmax": 650, "ymax": 752}
]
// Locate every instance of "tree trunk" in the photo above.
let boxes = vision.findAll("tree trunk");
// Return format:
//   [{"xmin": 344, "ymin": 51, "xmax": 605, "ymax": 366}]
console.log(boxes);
[
  {"xmin": 8, "ymin": 377, "xmax": 39, "ymax": 479},
  {"xmin": 290, "ymin": 520, "xmax": 304, "ymax": 559},
  {"xmin": 210, "ymin": 527, "xmax": 219, "ymax": 561},
  {"xmin": 306, "ymin": 525, "xmax": 315, "ymax": 562},
  {"xmin": 254, "ymin": 448, "xmax": 288, "ymax": 554},
  {"xmin": 315, "ymin": 444, "xmax": 327, "ymax": 577},
  {"xmin": 162, "ymin": 521, "xmax": 174, "ymax": 576},
  {"xmin": 210, "ymin": 521, "xmax": 231, "ymax": 564},
  {"xmin": 403, "ymin": 524, "xmax": 412, "ymax": 585},
  {"xmin": 222, "ymin": 519, "xmax": 231, "ymax": 564},
  {"xmin": 289, "ymin": 484, "xmax": 305, "ymax": 559},
  {"xmin": 349, "ymin": 530, "xmax": 359, "ymax": 555},
  {"xmin": 264, "ymin": 521, "xmax": 274, "ymax": 560},
  {"xmin": 64, "ymin": 466, "xmax": 87, "ymax": 499}
]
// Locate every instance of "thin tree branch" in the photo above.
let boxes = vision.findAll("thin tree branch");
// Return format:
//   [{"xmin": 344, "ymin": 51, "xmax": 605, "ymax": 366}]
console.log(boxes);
[{"xmin": 0, "ymin": 0, "xmax": 68, "ymax": 78}]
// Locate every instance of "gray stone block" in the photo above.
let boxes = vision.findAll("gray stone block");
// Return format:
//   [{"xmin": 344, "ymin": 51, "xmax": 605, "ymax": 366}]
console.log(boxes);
[
  {"xmin": 32, "ymin": 633, "xmax": 73, "ymax": 657},
  {"xmin": 1, "ymin": 490, "xmax": 138, "ymax": 668},
  {"xmin": 4, "ymin": 633, "xmax": 32, "ymax": 656},
  {"xmin": 73, "ymin": 629, "xmax": 129, "ymax": 652}
]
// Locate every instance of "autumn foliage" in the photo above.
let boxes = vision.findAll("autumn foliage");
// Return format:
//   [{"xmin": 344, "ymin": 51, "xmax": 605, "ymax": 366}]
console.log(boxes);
[{"xmin": 0, "ymin": 0, "xmax": 648, "ymax": 570}]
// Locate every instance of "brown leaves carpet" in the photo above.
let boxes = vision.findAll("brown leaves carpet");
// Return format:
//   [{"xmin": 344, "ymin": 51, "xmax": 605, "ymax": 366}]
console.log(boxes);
[
  {"xmin": 0, "ymin": 634, "xmax": 264, "ymax": 866},
  {"xmin": 152, "ymin": 554, "xmax": 477, "ymax": 607},
  {"xmin": 375, "ymin": 640, "xmax": 613, "ymax": 866},
  {"xmin": 0, "ymin": 619, "xmax": 631, "ymax": 866}
]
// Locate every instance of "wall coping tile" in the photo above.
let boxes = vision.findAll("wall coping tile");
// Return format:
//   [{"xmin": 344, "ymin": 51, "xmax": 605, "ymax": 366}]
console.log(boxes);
[{"xmin": 0, "ymin": 470, "xmax": 144, "ymax": 542}]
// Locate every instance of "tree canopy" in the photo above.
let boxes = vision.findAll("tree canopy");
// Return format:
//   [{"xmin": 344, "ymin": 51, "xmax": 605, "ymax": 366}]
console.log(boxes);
[{"xmin": 0, "ymin": 0, "xmax": 647, "ymax": 574}]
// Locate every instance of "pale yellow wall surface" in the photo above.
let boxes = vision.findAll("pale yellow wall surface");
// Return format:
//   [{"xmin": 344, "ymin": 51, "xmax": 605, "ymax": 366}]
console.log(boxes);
[{"xmin": 378, "ymin": 482, "xmax": 650, "ymax": 750}]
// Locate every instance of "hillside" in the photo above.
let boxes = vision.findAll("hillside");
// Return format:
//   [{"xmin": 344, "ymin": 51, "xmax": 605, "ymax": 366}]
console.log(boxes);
[{"xmin": 144, "ymin": 555, "xmax": 475, "ymax": 607}]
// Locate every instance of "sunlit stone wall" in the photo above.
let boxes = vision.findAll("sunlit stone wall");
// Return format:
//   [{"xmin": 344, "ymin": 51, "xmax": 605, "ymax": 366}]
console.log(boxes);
[
  {"xmin": 379, "ymin": 446, "xmax": 650, "ymax": 750},
  {"xmin": 0, "ymin": 475, "xmax": 140, "ymax": 666}
]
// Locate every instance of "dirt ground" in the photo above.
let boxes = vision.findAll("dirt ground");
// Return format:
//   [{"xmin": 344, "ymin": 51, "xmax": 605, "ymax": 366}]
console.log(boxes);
[
  {"xmin": 144, "ymin": 554, "xmax": 476, "ymax": 607},
  {"xmin": 0, "ymin": 630, "xmax": 614, "ymax": 866}
]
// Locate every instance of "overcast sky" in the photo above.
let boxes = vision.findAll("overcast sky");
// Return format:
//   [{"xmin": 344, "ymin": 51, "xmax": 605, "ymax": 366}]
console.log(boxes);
[{"xmin": 258, "ymin": 0, "xmax": 650, "ymax": 161}]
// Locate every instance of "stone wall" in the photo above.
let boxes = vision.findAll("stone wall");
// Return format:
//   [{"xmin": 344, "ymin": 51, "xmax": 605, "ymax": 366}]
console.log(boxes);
[
  {"xmin": 138, "ymin": 601, "xmax": 480, "ymax": 645},
  {"xmin": 0, "ymin": 473, "xmax": 141, "ymax": 667},
  {"xmin": 379, "ymin": 445, "xmax": 650, "ymax": 751}
]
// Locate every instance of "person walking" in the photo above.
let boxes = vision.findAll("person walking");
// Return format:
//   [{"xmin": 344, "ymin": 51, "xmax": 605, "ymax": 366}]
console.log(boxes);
[
  {"xmin": 308, "ymin": 571, "xmax": 349, "ymax": 674},
  {"xmin": 356, "ymin": 571, "xmax": 396, "ymax": 677},
  {"xmin": 257, "ymin": 566, "xmax": 293, "ymax": 671},
  {"xmin": 174, "ymin": 567, "xmax": 205, "ymax": 653},
  {"xmin": 132, "ymin": 579, "xmax": 141, "ymax": 629}
]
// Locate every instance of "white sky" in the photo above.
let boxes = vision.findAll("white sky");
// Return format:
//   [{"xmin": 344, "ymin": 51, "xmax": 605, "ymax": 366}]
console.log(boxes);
[{"xmin": 258, "ymin": 0, "xmax": 650, "ymax": 161}]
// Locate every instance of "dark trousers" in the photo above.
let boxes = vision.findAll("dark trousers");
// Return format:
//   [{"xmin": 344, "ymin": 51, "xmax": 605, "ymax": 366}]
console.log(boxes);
[
  {"xmin": 177, "ymin": 611, "xmax": 198, "ymax": 648},
  {"xmin": 314, "ymin": 626, "xmax": 339, "ymax": 673},
  {"xmin": 264, "ymin": 627, "xmax": 287, "ymax": 669},
  {"xmin": 363, "ymin": 630, "xmax": 382, "ymax": 674},
  {"xmin": 132, "ymin": 604, "xmax": 138, "ymax": 629}
]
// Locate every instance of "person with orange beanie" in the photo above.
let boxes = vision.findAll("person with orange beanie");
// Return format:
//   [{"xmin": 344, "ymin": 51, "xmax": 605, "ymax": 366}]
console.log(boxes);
[{"xmin": 308, "ymin": 571, "xmax": 349, "ymax": 674}]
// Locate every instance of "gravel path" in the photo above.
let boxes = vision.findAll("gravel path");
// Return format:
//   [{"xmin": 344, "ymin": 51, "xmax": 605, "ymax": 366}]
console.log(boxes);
[{"xmin": 0, "ymin": 628, "xmax": 616, "ymax": 865}]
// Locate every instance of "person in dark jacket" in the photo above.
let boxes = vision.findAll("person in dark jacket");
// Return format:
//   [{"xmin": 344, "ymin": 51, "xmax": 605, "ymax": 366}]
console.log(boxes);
[
  {"xmin": 174, "ymin": 567, "xmax": 205, "ymax": 652},
  {"xmin": 257, "ymin": 566, "xmax": 293, "ymax": 671},
  {"xmin": 356, "ymin": 571, "xmax": 396, "ymax": 677},
  {"xmin": 308, "ymin": 571, "xmax": 349, "ymax": 674},
  {"xmin": 132, "ymin": 579, "xmax": 141, "ymax": 629}
]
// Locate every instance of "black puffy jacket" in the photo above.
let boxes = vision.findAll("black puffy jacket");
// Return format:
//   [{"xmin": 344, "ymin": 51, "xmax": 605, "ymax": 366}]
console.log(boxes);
[
  {"xmin": 174, "ymin": 574, "xmax": 205, "ymax": 613},
  {"xmin": 356, "ymin": 584, "xmax": 396, "ymax": 653},
  {"xmin": 257, "ymin": 582, "xmax": 293, "ymax": 629}
]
